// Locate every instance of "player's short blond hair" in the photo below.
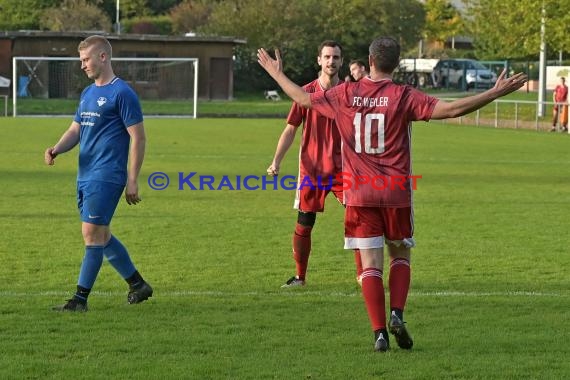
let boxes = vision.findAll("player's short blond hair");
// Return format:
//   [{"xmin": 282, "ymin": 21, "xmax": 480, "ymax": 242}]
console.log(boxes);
[{"xmin": 77, "ymin": 35, "xmax": 113, "ymax": 58}]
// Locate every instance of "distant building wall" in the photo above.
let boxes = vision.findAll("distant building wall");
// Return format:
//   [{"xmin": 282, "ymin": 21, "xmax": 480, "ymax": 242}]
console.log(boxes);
[{"xmin": 0, "ymin": 31, "xmax": 246, "ymax": 100}]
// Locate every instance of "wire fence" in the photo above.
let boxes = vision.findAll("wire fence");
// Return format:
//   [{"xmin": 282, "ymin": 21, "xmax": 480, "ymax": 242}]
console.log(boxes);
[{"xmin": 438, "ymin": 98, "xmax": 569, "ymax": 133}]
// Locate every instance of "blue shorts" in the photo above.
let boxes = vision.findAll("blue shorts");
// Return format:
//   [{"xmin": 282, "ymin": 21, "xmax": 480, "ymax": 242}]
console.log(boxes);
[{"xmin": 77, "ymin": 181, "xmax": 124, "ymax": 225}]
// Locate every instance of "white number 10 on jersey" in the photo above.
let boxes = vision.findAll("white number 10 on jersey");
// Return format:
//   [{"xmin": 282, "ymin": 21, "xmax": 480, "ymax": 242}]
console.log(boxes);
[{"xmin": 353, "ymin": 112, "xmax": 385, "ymax": 154}]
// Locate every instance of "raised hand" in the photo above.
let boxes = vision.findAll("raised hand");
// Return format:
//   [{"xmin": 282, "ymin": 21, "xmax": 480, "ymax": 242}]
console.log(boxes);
[
  {"xmin": 493, "ymin": 69, "xmax": 527, "ymax": 96},
  {"xmin": 257, "ymin": 48, "xmax": 283, "ymax": 78}
]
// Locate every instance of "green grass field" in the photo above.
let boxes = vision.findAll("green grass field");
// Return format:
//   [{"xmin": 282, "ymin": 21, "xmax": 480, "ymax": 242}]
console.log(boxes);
[
  {"xmin": 0, "ymin": 117, "xmax": 569, "ymax": 379},
  {"xmin": 7, "ymin": 90, "xmax": 554, "ymax": 124}
]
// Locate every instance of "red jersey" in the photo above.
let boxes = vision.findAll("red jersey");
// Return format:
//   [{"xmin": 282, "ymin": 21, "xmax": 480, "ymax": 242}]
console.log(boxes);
[
  {"xmin": 554, "ymin": 84, "xmax": 568, "ymax": 103},
  {"xmin": 310, "ymin": 77, "xmax": 438, "ymax": 207},
  {"xmin": 287, "ymin": 79, "xmax": 342, "ymax": 184}
]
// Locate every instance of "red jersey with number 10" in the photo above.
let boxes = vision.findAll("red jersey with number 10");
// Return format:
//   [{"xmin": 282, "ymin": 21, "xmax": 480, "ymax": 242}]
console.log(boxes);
[{"xmin": 310, "ymin": 77, "xmax": 438, "ymax": 207}]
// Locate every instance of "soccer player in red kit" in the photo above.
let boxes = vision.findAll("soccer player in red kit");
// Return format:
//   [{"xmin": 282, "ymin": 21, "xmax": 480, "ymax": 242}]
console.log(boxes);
[
  {"xmin": 267, "ymin": 40, "xmax": 363, "ymax": 288},
  {"xmin": 551, "ymin": 76, "xmax": 568, "ymax": 132},
  {"xmin": 257, "ymin": 36, "xmax": 527, "ymax": 351}
]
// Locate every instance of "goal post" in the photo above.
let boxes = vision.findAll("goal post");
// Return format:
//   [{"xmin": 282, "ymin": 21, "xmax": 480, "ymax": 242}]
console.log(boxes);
[{"xmin": 12, "ymin": 57, "xmax": 199, "ymax": 118}]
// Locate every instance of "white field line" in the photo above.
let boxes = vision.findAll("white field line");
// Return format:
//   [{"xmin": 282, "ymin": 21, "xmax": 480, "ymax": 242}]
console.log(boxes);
[{"xmin": 0, "ymin": 290, "xmax": 566, "ymax": 298}]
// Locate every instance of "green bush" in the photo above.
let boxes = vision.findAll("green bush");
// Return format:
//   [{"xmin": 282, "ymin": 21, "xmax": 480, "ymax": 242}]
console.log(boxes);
[{"xmin": 122, "ymin": 16, "xmax": 173, "ymax": 35}]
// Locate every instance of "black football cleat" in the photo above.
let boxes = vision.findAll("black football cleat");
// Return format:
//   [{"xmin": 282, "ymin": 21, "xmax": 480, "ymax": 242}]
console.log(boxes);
[
  {"xmin": 127, "ymin": 281, "xmax": 153, "ymax": 304},
  {"xmin": 374, "ymin": 329, "xmax": 390, "ymax": 352},
  {"xmin": 280, "ymin": 276, "xmax": 305, "ymax": 288},
  {"xmin": 389, "ymin": 311, "xmax": 414, "ymax": 349},
  {"xmin": 52, "ymin": 298, "xmax": 88, "ymax": 312}
]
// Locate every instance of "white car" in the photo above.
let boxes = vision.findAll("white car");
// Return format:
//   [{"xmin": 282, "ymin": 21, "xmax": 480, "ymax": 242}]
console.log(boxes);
[{"xmin": 434, "ymin": 59, "xmax": 498, "ymax": 90}]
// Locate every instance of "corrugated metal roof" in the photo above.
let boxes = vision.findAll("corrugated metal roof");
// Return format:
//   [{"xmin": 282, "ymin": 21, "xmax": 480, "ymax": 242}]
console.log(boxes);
[{"xmin": 0, "ymin": 31, "xmax": 247, "ymax": 45}]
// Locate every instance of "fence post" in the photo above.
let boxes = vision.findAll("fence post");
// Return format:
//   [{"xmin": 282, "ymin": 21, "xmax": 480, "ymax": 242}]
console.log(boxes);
[{"xmin": 534, "ymin": 102, "xmax": 539, "ymax": 132}]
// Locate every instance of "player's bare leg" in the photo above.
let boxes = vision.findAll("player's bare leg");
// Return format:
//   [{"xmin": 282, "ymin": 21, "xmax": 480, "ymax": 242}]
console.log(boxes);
[
  {"xmin": 354, "ymin": 249, "xmax": 364, "ymax": 286},
  {"xmin": 551, "ymin": 106, "xmax": 559, "ymax": 132}
]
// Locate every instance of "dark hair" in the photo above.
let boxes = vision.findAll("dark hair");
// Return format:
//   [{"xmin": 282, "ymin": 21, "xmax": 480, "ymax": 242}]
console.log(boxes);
[
  {"xmin": 318, "ymin": 40, "xmax": 343, "ymax": 56},
  {"xmin": 349, "ymin": 59, "xmax": 366, "ymax": 68},
  {"xmin": 368, "ymin": 37, "xmax": 400, "ymax": 73}
]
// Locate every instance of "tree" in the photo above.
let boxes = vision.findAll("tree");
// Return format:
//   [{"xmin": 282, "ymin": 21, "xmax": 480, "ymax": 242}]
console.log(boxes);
[
  {"xmin": 122, "ymin": 0, "xmax": 152, "ymax": 18},
  {"xmin": 464, "ymin": 0, "xmax": 569, "ymax": 60},
  {"xmin": 97, "ymin": 0, "xmax": 183, "ymax": 21},
  {"xmin": 199, "ymin": 0, "xmax": 425, "ymax": 90},
  {"xmin": 39, "ymin": 0, "xmax": 112, "ymax": 32},
  {"xmin": 169, "ymin": 0, "xmax": 212, "ymax": 34},
  {"xmin": 423, "ymin": 0, "xmax": 463, "ymax": 48},
  {"xmin": 146, "ymin": 0, "xmax": 181, "ymax": 15},
  {"xmin": 543, "ymin": 1, "xmax": 570, "ymax": 54},
  {"xmin": 0, "ymin": 0, "xmax": 60, "ymax": 30}
]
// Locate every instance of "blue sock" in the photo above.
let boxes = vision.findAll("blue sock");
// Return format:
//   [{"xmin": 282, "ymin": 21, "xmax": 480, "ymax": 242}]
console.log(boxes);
[
  {"xmin": 104, "ymin": 235, "xmax": 136, "ymax": 280},
  {"xmin": 77, "ymin": 245, "xmax": 104, "ymax": 290}
]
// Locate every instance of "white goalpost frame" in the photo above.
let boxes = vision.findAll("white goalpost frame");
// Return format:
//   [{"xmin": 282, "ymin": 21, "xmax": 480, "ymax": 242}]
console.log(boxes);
[{"xmin": 12, "ymin": 57, "xmax": 199, "ymax": 118}]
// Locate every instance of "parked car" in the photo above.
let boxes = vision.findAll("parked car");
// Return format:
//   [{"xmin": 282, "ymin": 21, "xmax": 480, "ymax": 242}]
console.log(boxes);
[{"xmin": 433, "ymin": 59, "xmax": 498, "ymax": 90}]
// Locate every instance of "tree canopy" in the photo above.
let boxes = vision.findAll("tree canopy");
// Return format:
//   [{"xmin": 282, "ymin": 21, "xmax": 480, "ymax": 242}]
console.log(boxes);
[
  {"xmin": 0, "ymin": 0, "xmax": 60, "ymax": 30},
  {"xmin": 39, "ymin": 0, "xmax": 112, "ymax": 32},
  {"xmin": 198, "ymin": 0, "xmax": 425, "ymax": 88},
  {"xmin": 2, "ymin": 0, "xmax": 569, "ymax": 88},
  {"xmin": 423, "ymin": 0, "xmax": 463, "ymax": 47},
  {"xmin": 464, "ymin": 0, "xmax": 570, "ymax": 60}
]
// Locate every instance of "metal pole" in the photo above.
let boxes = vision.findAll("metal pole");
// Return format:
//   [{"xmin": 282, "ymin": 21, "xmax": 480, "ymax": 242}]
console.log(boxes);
[
  {"xmin": 193, "ymin": 60, "xmax": 199, "ymax": 118},
  {"xmin": 12, "ymin": 57, "xmax": 16, "ymax": 117},
  {"xmin": 538, "ymin": 1, "xmax": 546, "ymax": 117},
  {"xmin": 116, "ymin": 0, "xmax": 121, "ymax": 35}
]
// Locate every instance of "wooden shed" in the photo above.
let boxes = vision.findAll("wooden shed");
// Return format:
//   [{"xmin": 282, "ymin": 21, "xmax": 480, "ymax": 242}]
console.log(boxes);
[{"xmin": 0, "ymin": 31, "xmax": 246, "ymax": 100}]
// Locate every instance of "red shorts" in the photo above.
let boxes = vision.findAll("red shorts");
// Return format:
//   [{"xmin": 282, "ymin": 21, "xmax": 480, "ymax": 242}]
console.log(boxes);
[
  {"xmin": 344, "ymin": 206, "xmax": 414, "ymax": 249},
  {"xmin": 294, "ymin": 180, "xmax": 343, "ymax": 212}
]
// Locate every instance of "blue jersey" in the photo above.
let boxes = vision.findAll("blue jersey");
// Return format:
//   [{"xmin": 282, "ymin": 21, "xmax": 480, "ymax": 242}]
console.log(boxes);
[{"xmin": 74, "ymin": 77, "xmax": 143, "ymax": 185}]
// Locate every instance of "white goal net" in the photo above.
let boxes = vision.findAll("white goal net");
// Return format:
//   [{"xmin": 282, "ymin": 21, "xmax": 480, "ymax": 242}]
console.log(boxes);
[{"xmin": 12, "ymin": 57, "xmax": 198, "ymax": 117}]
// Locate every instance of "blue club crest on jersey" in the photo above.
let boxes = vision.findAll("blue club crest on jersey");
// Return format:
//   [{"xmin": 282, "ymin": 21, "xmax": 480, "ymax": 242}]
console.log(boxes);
[{"xmin": 97, "ymin": 97, "xmax": 107, "ymax": 106}]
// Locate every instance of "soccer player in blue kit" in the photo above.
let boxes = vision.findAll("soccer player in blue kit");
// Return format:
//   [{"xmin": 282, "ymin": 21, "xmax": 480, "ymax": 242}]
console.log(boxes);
[{"xmin": 45, "ymin": 35, "xmax": 152, "ymax": 311}]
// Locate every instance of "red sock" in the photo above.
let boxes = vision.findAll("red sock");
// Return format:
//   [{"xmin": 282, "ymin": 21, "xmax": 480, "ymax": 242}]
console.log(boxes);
[
  {"xmin": 361, "ymin": 267, "xmax": 386, "ymax": 331},
  {"xmin": 389, "ymin": 258, "xmax": 411, "ymax": 311},
  {"xmin": 292, "ymin": 223, "xmax": 312, "ymax": 280},
  {"xmin": 354, "ymin": 249, "xmax": 363, "ymax": 277}
]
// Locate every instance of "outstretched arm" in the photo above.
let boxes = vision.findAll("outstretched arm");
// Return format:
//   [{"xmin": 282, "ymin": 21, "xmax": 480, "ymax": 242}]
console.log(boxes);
[
  {"xmin": 267, "ymin": 123, "xmax": 298, "ymax": 176},
  {"xmin": 44, "ymin": 121, "xmax": 81, "ymax": 165},
  {"xmin": 257, "ymin": 48, "xmax": 311, "ymax": 108},
  {"xmin": 431, "ymin": 69, "xmax": 527, "ymax": 120}
]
